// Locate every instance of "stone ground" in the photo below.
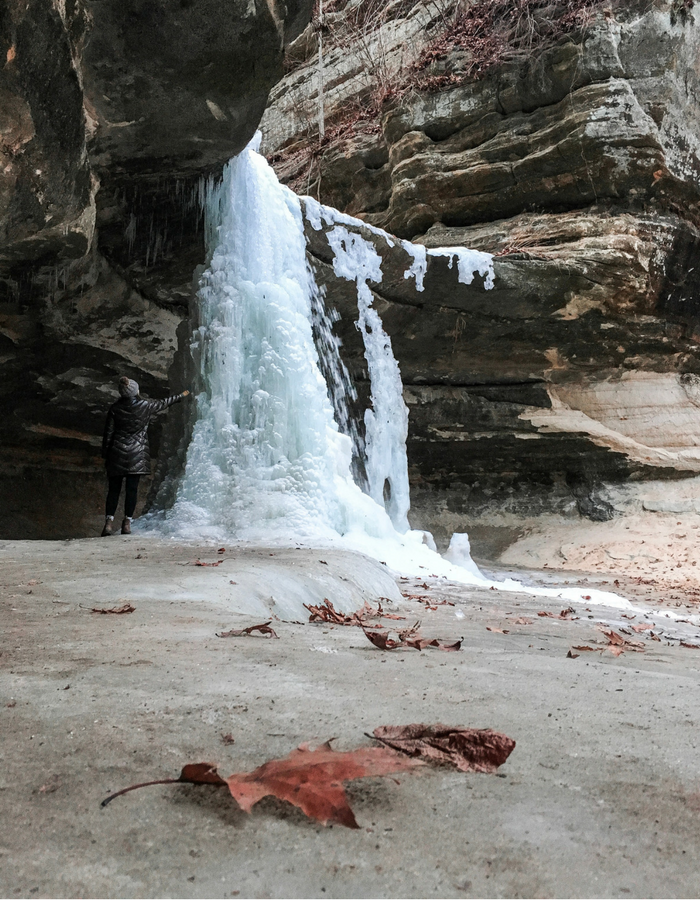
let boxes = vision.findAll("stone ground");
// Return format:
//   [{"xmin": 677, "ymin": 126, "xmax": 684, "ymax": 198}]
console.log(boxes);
[{"xmin": 2, "ymin": 538, "xmax": 700, "ymax": 899}]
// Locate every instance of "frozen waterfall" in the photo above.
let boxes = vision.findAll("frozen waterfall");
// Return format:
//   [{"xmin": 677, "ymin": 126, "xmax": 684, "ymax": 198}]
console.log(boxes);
[
  {"xmin": 155, "ymin": 135, "xmax": 396, "ymax": 543},
  {"xmin": 146, "ymin": 136, "xmax": 631, "ymax": 608}
]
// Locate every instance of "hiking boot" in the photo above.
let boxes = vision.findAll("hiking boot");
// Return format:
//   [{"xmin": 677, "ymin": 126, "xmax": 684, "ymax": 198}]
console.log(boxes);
[
  {"xmin": 121, "ymin": 517, "xmax": 132, "ymax": 535},
  {"xmin": 101, "ymin": 518, "xmax": 114, "ymax": 537}
]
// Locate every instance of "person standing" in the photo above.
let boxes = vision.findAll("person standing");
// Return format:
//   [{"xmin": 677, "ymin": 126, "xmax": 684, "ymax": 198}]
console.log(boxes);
[{"xmin": 101, "ymin": 376, "xmax": 190, "ymax": 535}]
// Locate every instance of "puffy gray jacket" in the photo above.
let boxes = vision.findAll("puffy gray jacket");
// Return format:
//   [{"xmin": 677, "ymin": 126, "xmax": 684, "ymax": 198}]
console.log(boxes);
[{"xmin": 102, "ymin": 393, "xmax": 186, "ymax": 476}]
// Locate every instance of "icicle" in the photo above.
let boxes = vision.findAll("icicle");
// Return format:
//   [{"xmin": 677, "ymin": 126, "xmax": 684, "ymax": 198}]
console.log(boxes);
[
  {"xmin": 325, "ymin": 225, "xmax": 411, "ymax": 532},
  {"xmin": 427, "ymin": 246, "xmax": 495, "ymax": 290}
]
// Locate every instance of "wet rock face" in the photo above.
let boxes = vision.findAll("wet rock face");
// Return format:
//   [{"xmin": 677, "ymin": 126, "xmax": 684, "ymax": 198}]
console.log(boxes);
[
  {"xmin": 1, "ymin": 0, "xmax": 94, "ymax": 269},
  {"xmin": 276, "ymin": 3, "xmax": 700, "ymax": 551},
  {"xmin": 0, "ymin": 0, "xmax": 312, "ymax": 538}
]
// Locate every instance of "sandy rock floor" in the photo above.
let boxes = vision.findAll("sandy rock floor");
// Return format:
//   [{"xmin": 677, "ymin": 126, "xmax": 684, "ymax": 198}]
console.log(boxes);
[
  {"xmin": 2, "ymin": 538, "xmax": 700, "ymax": 898},
  {"xmin": 499, "ymin": 513, "xmax": 700, "ymax": 604}
]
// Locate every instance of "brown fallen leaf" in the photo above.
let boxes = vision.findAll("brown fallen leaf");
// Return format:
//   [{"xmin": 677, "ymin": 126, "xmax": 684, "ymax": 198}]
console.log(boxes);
[
  {"xmin": 372, "ymin": 724, "xmax": 515, "ymax": 774},
  {"xmin": 571, "ymin": 645, "xmax": 598, "ymax": 652},
  {"xmin": 631, "ymin": 623, "xmax": 654, "ymax": 633},
  {"xmin": 486, "ymin": 627, "xmax": 509, "ymax": 634},
  {"xmin": 680, "ymin": 641, "xmax": 700, "ymax": 649},
  {"xmin": 306, "ymin": 598, "xmax": 405, "ymax": 627},
  {"xmin": 621, "ymin": 614, "xmax": 636, "ymax": 620},
  {"xmin": 101, "ymin": 743, "xmax": 421, "ymax": 828},
  {"xmin": 363, "ymin": 626, "xmax": 461, "ymax": 652},
  {"xmin": 510, "ymin": 617, "xmax": 533, "ymax": 625},
  {"xmin": 600, "ymin": 628, "xmax": 624, "ymax": 645},
  {"xmin": 218, "ymin": 547, "xmax": 226, "ymax": 553},
  {"xmin": 363, "ymin": 630, "xmax": 403, "ymax": 651},
  {"xmin": 537, "ymin": 607, "xmax": 577, "ymax": 620},
  {"xmin": 192, "ymin": 559, "xmax": 224, "ymax": 567},
  {"xmin": 649, "ymin": 632, "xmax": 661, "ymax": 641},
  {"xmin": 217, "ymin": 621, "xmax": 279, "ymax": 639},
  {"xmin": 436, "ymin": 639, "xmax": 463, "ymax": 652},
  {"xmin": 83, "ymin": 603, "xmax": 135, "ymax": 615},
  {"xmin": 221, "ymin": 733, "xmax": 235, "ymax": 745},
  {"xmin": 598, "ymin": 627, "xmax": 645, "ymax": 654},
  {"xmin": 566, "ymin": 650, "xmax": 580, "ymax": 659}
]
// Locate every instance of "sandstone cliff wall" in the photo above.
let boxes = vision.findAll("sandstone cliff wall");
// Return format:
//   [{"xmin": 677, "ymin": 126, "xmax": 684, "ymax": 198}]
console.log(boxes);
[
  {"xmin": 263, "ymin": 1, "xmax": 700, "ymax": 554},
  {"xmin": 0, "ymin": 0, "xmax": 311, "ymax": 537}
]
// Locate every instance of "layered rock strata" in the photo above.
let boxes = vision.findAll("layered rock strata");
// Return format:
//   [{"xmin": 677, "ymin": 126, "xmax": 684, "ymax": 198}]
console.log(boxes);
[{"xmin": 263, "ymin": 2, "xmax": 700, "ymax": 554}]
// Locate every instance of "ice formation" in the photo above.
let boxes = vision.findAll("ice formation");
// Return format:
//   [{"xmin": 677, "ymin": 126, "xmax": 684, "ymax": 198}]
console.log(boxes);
[
  {"xmin": 147, "ymin": 135, "xmax": 630, "ymax": 610},
  {"xmin": 152, "ymin": 135, "xmax": 397, "ymax": 543},
  {"xmin": 325, "ymin": 225, "xmax": 410, "ymax": 532}
]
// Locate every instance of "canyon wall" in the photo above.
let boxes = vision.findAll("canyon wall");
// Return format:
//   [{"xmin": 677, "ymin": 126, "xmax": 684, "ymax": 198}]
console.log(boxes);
[
  {"xmin": 0, "ymin": 0, "xmax": 311, "ymax": 537},
  {"xmin": 263, "ymin": 0, "xmax": 700, "ymax": 556}
]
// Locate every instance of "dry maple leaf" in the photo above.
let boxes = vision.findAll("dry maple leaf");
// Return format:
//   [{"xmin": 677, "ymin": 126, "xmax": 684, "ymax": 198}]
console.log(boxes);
[
  {"xmin": 224, "ymin": 742, "xmax": 420, "ymax": 828},
  {"xmin": 217, "ymin": 621, "xmax": 279, "ymax": 639},
  {"xmin": 372, "ymin": 724, "xmax": 515, "ymax": 774},
  {"xmin": 101, "ymin": 744, "xmax": 421, "ymax": 828},
  {"xmin": 83, "ymin": 602, "xmax": 135, "ymax": 615}
]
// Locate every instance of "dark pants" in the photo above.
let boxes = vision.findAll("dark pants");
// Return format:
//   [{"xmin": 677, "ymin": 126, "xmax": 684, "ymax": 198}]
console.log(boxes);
[{"xmin": 105, "ymin": 474, "xmax": 140, "ymax": 519}]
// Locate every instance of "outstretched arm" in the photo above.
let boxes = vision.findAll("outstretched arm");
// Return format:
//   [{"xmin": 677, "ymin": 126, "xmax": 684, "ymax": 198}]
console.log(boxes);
[
  {"xmin": 102, "ymin": 409, "xmax": 115, "ymax": 459},
  {"xmin": 147, "ymin": 391, "xmax": 191, "ymax": 415}
]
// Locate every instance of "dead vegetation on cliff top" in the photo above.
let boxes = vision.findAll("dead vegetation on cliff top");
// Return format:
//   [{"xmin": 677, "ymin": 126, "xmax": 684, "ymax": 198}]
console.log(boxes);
[{"xmin": 274, "ymin": 0, "xmax": 637, "ymax": 196}]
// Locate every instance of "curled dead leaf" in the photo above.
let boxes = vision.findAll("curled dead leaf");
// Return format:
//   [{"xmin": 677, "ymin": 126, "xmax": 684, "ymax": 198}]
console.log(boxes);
[
  {"xmin": 363, "ymin": 629, "xmax": 403, "ymax": 651},
  {"xmin": 598, "ymin": 627, "xmax": 644, "ymax": 654},
  {"xmin": 217, "ymin": 621, "xmax": 279, "ymax": 639},
  {"xmin": 486, "ymin": 627, "xmax": 509, "ymax": 634},
  {"xmin": 304, "ymin": 598, "xmax": 402, "ymax": 627},
  {"xmin": 537, "ymin": 607, "xmax": 577, "ymax": 620},
  {"xmin": 83, "ymin": 603, "xmax": 135, "ymax": 615},
  {"xmin": 372, "ymin": 724, "xmax": 515, "ymax": 774},
  {"xmin": 363, "ymin": 625, "xmax": 461, "ymax": 652}
]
